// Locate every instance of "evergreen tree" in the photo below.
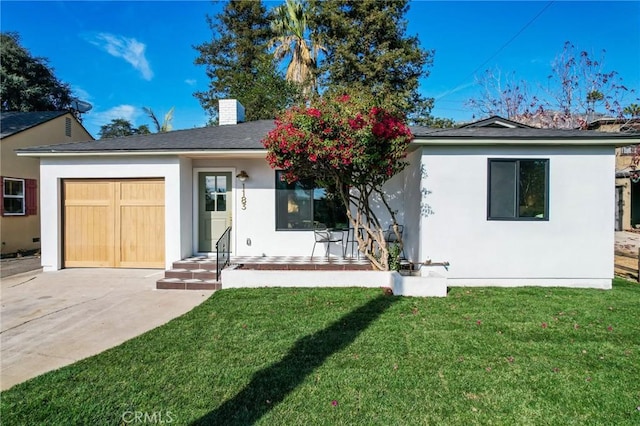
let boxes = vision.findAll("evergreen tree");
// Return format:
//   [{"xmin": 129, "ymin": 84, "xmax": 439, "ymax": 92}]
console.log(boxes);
[
  {"xmin": 99, "ymin": 118, "xmax": 150, "ymax": 139},
  {"xmin": 0, "ymin": 32, "xmax": 73, "ymax": 112},
  {"xmin": 194, "ymin": 0, "xmax": 301, "ymax": 123},
  {"xmin": 309, "ymin": 0, "xmax": 434, "ymax": 122}
]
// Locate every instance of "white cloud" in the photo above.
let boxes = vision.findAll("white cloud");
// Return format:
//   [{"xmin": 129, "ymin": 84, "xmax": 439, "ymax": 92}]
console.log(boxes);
[
  {"xmin": 86, "ymin": 32, "xmax": 153, "ymax": 80},
  {"xmin": 71, "ymin": 86, "xmax": 92, "ymax": 102},
  {"xmin": 185, "ymin": 79, "xmax": 197, "ymax": 86},
  {"xmin": 89, "ymin": 104, "xmax": 142, "ymax": 128}
]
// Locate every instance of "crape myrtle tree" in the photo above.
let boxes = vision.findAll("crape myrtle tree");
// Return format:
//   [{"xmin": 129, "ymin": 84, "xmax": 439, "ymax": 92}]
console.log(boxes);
[
  {"xmin": 194, "ymin": 0, "xmax": 301, "ymax": 123},
  {"xmin": 262, "ymin": 92, "xmax": 412, "ymax": 270},
  {"xmin": 467, "ymin": 41, "xmax": 634, "ymax": 129}
]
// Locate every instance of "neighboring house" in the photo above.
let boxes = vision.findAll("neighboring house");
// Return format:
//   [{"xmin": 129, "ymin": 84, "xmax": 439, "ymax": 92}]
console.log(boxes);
[
  {"xmin": 459, "ymin": 115, "xmax": 534, "ymax": 129},
  {"xmin": 1, "ymin": 111, "xmax": 93, "ymax": 255},
  {"xmin": 587, "ymin": 118, "xmax": 640, "ymax": 230},
  {"xmin": 17, "ymin": 101, "xmax": 640, "ymax": 289}
]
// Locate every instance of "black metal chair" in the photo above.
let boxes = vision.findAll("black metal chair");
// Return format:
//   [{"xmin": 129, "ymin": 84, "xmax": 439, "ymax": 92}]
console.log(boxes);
[{"xmin": 312, "ymin": 228, "xmax": 344, "ymax": 258}]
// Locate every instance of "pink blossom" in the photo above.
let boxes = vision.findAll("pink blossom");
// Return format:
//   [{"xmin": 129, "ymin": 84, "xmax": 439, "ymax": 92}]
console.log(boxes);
[{"xmin": 307, "ymin": 108, "xmax": 322, "ymax": 118}]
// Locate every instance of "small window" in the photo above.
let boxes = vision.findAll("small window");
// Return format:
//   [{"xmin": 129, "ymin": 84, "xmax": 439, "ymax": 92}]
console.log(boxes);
[
  {"xmin": 275, "ymin": 171, "xmax": 348, "ymax": 230},
  {"xmin": 488, "ymin": 159, "xmax": 549, "ymax": 220},
  {"xmin": 3, "ymin": 178, "xmax": 25, "ymax": 215},
  {"xmin": 620, "ymin": 145, "xmax": 637, "ymax": 156}
]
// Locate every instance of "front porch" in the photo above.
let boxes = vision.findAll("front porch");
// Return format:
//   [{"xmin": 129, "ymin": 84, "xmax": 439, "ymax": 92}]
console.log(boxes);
[
  {"xmin": 155, "ymin": 255, "xmax": 374, "ymax": 290},
  {"xmin": 156, "ymin": 255, "xmax": 448, "ymax": 297}
]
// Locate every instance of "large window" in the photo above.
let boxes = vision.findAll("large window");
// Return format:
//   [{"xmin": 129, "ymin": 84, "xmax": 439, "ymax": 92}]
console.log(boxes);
[
  {"xmin": 275, "ymin": 171, "xmax": 348, "ymax": 230},
  {"xmin": 488, "ymin": 159, "xmax": 549, "ymax": 220},
  {"xmin": 3, "ymin": 178, "xmax": 25, "ymax": 215}
]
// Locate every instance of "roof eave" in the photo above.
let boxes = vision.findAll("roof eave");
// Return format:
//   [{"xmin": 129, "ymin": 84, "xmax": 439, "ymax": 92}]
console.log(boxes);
[
  {"xmin": 411, "ymin": 137, "xmax": 637, "ymax": 147},
  {"xmin": 16, "ymin": 149, "xmax": 268, "ymax": 158}
]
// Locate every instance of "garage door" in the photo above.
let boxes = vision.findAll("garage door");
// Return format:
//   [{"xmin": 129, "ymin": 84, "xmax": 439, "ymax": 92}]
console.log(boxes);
[{"xmin": 63, "ymin": 179, "xmax": 165, "ymax": 268}]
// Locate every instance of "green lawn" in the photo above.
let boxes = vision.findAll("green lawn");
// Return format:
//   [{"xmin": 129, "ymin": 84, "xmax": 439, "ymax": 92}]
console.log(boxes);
[{"xmin": 2, "ymin": 279, "xmax": 639, "ymax": 425}]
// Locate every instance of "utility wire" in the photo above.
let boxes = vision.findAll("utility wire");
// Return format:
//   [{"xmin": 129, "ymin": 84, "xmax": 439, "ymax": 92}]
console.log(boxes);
[{"xmin": 437, "ymin": 0, "xmax": 555, "ymax": 101}]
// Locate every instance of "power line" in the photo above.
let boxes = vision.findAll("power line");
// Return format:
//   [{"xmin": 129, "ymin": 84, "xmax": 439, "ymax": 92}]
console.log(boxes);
[
  {"xmin": 468, "ymin": 1, "xmax": 555, "ymax": 78},
  {"xmin": 437, "ymin": 0, "xmax": 555, "ymax": 101}
]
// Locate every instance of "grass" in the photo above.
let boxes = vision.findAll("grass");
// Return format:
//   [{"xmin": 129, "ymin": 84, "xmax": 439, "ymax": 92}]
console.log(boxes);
[{"xmin": 2, "ymin": 279, "xmax": 639, "ymax": 425}]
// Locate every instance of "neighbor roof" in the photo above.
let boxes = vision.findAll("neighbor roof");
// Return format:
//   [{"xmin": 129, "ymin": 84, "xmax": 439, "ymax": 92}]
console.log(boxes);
[
  {"xmin": 1, "ymin": 111, "xmax": 70, "ymax": 139},
  {"xmin": 409, "ymin": 125, "xmax": 639, "ymax": 141},
  {"xmin": 16, "ymin": 117, "xmax": 640, "ymax": 156},
  {"xmin": 458, "ymin": 115, "xmax": 533, "ymax": 129}
]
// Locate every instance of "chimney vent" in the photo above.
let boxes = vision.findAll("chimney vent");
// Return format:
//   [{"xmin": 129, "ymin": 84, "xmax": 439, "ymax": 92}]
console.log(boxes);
[{"xmin": 219, "ymin": 99, "xmax": 245, "ymax": 125}]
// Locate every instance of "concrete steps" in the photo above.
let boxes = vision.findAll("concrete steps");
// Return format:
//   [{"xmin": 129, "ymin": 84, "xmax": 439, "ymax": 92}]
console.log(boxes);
[{"xmin": 156, "ymin": 258, "xmax": 222, "ymax": 290}]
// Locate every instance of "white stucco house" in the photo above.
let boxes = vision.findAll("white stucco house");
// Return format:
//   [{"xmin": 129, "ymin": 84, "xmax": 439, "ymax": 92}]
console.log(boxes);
[{"xmin": 17, "ymin": 101, "xmax": 640, "ymax": 290}]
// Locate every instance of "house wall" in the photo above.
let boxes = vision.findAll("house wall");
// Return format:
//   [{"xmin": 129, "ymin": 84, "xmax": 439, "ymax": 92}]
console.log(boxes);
[
  {"xmin": 39, "ymin": 156, "xmax": 185, "ymax": 271},
  {"xmin": 1, "ymin": 114, "xmax": 92, "ymax": 254},
  {"xmin": 38, "ymin": 143, "xmax": 617, "ymax": 288},
  {"xmin": 179, "ymin": 157, "xmax": 194, "ymax": 259},
  {"xmin": 417, "ymin": 145, "xmax": 615, "ymax": 288},
  {"xmin": 615, "ymin": 147, "xmax": 635, "ymax": 171},
  {"xmin": 398, "ymin": 150, "xmax": 422, "ymax": 262},
  {"xmin": 192, "ymin": 157, "xmax": 331, "ymax": 257},
  {"xmin": 615, "ymin": 148, "xmax": 635, "ymax": 230}
]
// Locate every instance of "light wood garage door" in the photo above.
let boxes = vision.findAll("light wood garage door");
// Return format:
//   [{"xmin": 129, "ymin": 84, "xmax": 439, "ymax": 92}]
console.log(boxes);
[{"xmin": 63, "ymin": 179, "xmax": 165, "ymax": 268}]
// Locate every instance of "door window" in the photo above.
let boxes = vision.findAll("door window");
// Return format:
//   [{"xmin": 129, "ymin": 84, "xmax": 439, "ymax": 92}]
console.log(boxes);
[{"xmin": 205, "ymin": 175, "xmax": 227, "ymax": 212}]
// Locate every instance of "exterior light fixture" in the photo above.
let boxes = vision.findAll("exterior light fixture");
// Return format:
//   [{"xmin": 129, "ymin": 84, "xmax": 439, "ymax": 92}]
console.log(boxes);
[{"xmin": 236, "ymin": 170, "xmax": 249, "ymax": 209}]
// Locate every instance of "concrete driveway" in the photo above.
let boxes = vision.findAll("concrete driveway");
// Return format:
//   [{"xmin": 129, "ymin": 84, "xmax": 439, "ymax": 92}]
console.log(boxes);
[{"xmin": 1, "ymin": 268, "xmax": 214, "ymax": 391}]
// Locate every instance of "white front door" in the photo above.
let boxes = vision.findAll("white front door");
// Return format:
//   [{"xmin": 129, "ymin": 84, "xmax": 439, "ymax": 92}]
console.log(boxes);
[{"xmin": 198, "ymin": 172, "xmax": 232, "ymax": 252}]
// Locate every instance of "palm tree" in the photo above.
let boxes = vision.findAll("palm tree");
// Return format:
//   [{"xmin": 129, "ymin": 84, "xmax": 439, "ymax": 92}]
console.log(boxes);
[
  {"xmin": 269, "ymin": 0, "xmax": 323, "ymax": 97},
  {"xmin": 623, "ymin": 103, "xmax": 640, "ymax": 118},
  {"xmin": 143, "ymin": 106, "xmax": 174, "ymax": 133}
]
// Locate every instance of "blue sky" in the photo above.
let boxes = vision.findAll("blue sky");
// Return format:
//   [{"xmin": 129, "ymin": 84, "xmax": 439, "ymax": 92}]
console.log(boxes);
[{"xmin": 2, "ymin": 1, "xmax": 639, "ymax": 138}]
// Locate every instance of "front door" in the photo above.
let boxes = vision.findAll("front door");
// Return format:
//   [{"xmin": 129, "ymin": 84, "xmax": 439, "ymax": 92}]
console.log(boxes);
[{"xmin": 198, "ymin": 172, "xmax": 232, "ymax": 252}]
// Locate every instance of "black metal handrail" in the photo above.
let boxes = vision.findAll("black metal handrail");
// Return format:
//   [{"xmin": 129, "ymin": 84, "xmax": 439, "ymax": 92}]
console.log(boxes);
[{"xmin": 215, "ymin": 226, "xmax": 232, "ymax": 281}]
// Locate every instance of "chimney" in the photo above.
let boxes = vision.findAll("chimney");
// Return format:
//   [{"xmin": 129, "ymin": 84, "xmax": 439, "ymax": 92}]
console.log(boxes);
[{"xmin": 219, "ymin": 99, "xmax": 245, "ymax": 125}]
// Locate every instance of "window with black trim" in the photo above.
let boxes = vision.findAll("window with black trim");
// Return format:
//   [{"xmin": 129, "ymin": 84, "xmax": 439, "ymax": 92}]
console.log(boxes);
[
  {"xmin": 488, "ymin": 159, "xmax": 549, "ymax": 220},
  {"xmin": 275, "ymin": 171, "xmax": 348, "ymax": 230},
  {"xmin": 3, "ymin": 178, "xmax": 25, "ymax": 215}
]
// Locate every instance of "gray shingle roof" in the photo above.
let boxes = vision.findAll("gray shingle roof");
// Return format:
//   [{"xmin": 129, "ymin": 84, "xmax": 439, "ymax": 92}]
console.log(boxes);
[
  {"xmin": 1, "ymin": 111, "xmax": 68, "ymax": 138},
  {"xmin": 16, "ymin": 118, "xmax": 639, "ymax": 155},
  {"xmin": 409, "ymin": 125, "xmax": 639, "ymax": 140},
  {"xmin": 18, "ymin": 120, "xmax": 276, "ymax": 153}
]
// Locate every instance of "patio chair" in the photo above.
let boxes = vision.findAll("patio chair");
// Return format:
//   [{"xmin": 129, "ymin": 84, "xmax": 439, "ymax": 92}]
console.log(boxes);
[
  {"xmin": 312, "ymin": 228, "xmax": 344, "ymax": 259},
  {"xmin": 345, "ymin": 227, "xmax": 366, "ymax": 258}
]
